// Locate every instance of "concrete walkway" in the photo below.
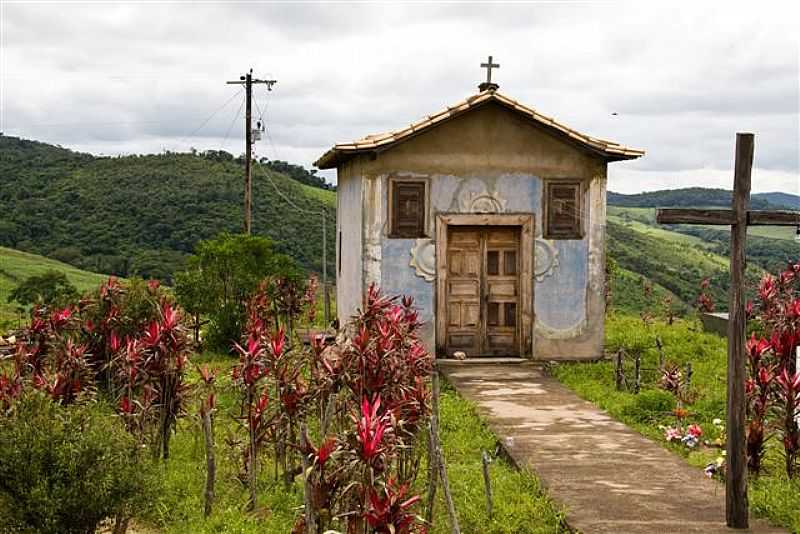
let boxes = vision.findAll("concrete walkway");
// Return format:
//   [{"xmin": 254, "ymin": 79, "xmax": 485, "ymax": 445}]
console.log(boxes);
[{"xmin": 439, "ymin": 362, "xmax": 784, "ymax": 533}]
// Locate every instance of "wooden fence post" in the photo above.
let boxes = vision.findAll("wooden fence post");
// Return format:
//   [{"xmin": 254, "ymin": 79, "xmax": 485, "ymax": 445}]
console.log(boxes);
[
  {"xmin": 201, "ymin": 408, "xmax": 216, "ymax": 518},
  {"xmin": 425, "ymin": 422, "xmax": 439, "ymax": 525},
  {"xmin": 685, "ymin": 362, "xmax": 693, "ymax": 391},
  {"xmin": 615, "ymin": 351, "xmax": 625, "ymax": 391},
  {"xmin": 634, "ymin": 352, "xmax": 642, "ymax": 394},
  {"xmin": 431, "ymin": 371, "xmax": 461, "ymax": 534},
  {"xmin": 481, "ymin": 450, "xmax": 493, "ymax": 517},
  {"xmin": 300, "ymin": 425, "xmax": 318, "ymax": 534},
  {"xmin": 656, "ymin": 336, "xmax": 666, "ymax": 370}
]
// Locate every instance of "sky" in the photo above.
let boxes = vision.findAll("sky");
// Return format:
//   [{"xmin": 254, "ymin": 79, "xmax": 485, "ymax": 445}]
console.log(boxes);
[{"xmin": 1, "ymin": 1, "xmax": 798, "ymax": 194}]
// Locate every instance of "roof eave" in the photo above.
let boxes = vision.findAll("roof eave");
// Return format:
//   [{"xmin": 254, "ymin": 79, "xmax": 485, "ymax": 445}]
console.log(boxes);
[{"xmin": 314, "ymin": 91, "xmax": 645, "ymax": 169}]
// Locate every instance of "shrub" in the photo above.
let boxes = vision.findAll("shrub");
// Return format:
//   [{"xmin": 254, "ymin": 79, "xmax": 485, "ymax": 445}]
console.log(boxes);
[
  {"xmin": 0, "ymin": 392, "xmax": 158, "ymax": 534},
  {"xmin": 7, "ymin": 270, "xmax": 79, "ymax": 311},
  {"xmin": 11, "ymin": 276, "xmax": 193, "ymax": 460},
  {"xmin": 175, "ymin": 233, "xmax": 303, "ymax": 351}
]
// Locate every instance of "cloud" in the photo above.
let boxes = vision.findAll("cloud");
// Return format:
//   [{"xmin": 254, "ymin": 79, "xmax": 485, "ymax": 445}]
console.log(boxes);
[{"xmin": 1, "ymin": 1, "xmax": 797, "ymax": 192}]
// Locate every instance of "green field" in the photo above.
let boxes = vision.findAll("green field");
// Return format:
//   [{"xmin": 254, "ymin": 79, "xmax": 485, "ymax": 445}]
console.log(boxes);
[
  {"xmin": 138, "ymin": 353, "xmax": 566, "ymax": 534},
  {"xmin": 0, "ymin": 246, "xmax": 112, "ymax": 329}
]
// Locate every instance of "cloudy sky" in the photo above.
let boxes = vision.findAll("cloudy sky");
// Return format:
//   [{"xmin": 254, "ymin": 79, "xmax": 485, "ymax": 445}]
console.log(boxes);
[{"xmin": 1, "ymin": 1, "xmax": 798, "ymax": 194}]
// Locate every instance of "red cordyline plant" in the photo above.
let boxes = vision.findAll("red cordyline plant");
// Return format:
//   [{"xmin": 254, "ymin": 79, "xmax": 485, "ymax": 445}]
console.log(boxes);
[
  {"xmin": 105, "ymin": 297, "xmax": 192, "ymax": 460},
  {"xmin": 10, "ymin": 305, "xmax": 97, "ymax": 406},
  {"xmin": 9, "ymin": 277, "xmax": 193, "ymax": 461},
  {"xmin": 746, "ymin": 260, "xmax": 800, "ymax": 478},
  {"xmin": 232, "ymin": 330, "xmax": 274, "ymax": 510},
  {"xmin": 233, "ymin": 281, "xmax": 431, "ymax": 532},
  {"xmin": 307, "ymin": 285, "xmax": 430, "ymax": 533},
  {"xmin": 696, "ymin": 277, "xmax": 715, "ymax": 313},
  {"xmin": 744, "ymin": 334, "xmax": 773, "ymax": 475},
  {"xmin": 365, "ymin": 478, "xmax": 422, "ymax": 534}
]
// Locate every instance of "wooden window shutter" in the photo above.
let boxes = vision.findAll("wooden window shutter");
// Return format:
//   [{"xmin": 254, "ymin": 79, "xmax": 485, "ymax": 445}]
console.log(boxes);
[
  {"xmin": 545, "ymin": 182, "xmax": 582, "ymax": 239},
  {"xmin": 391, "ymin": 181, "xmax": 426, "ymax": 238}
]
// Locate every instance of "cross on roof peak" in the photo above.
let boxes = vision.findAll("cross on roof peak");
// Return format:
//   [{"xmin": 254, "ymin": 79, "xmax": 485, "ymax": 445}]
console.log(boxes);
[{"xmin": 479, "ymin": 55, "xmax": 500, "ymax": 92}]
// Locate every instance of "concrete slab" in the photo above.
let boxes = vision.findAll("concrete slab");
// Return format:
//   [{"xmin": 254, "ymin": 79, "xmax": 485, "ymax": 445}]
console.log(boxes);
[{"xmin": 439, "ymin": 362, "xmax": 785, "ymax": 533}]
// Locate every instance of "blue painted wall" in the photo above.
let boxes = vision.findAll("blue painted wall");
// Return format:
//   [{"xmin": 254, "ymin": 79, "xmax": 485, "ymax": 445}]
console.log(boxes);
[{"xmin": 378, "ymin": 173, "xmax": 590, "ymax": 351}]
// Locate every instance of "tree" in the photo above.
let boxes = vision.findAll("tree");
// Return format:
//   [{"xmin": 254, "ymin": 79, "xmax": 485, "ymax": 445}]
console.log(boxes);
[
  {"xmin": 174, "ymin": 268, "xmax": 210, "ymax": 346},
  {"xmin": 175, "ymin": 233, "xmax": 303, "ymax": 351},
  {"xmin": 8, "ymin": 270, "xmax": 79, "ymax": 310}
]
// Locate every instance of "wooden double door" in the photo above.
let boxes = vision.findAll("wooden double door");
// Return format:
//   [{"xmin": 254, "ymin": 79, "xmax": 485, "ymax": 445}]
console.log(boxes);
[{"xmin": 445, "ymin": 226, "xmax": 521, "ymax": 357}]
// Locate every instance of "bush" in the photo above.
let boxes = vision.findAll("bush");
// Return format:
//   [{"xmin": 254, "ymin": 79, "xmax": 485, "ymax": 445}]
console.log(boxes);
[
  {"xmin": 0, "ymin": 393, "xmax": 158, "ymax": 534},
  {"xmin": 7, "ymin": 270, "xmax": 79, "ymax": 310},
  {"xmin": 175, "ymin": 233, "xmax": 303, "ymax": 351}
]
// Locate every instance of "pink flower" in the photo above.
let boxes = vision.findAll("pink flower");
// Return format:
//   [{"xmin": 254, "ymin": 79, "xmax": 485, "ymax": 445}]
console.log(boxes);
[
  {"xmin": 686, "ymin": 424, "xmax": 703, "ymax": 438},
  {"xmin": 665, "ymin": 427, "xmax": 682, "ymax": 442}
]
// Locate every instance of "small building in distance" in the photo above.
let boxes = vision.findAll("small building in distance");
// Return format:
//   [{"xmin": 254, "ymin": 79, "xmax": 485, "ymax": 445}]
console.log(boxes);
[{"xmin": 315, "ymin": 67, "xmax": 643, "ymax": 360}]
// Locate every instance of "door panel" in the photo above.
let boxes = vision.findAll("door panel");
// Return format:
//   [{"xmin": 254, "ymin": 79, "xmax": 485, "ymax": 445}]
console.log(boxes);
[
  {"xmin": 445, "ymin": 228, "xmax": 482, "ymax": 355},
  {"xmin": 445, "ymin": 226, "xmax": 520, "ymax": 357},
  {"xmin": 484, "ymin": 227, "xmax": 520, "ymax": 355}
]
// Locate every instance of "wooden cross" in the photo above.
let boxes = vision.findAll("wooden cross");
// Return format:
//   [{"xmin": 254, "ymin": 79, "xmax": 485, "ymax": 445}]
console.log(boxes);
[
  {"xmin": 480, "ymin": 55, "xmax": 499, "ymax": 84},
  {"xmin": 656, "ymin": 133, "xmax": 799, "ymax": 529}
]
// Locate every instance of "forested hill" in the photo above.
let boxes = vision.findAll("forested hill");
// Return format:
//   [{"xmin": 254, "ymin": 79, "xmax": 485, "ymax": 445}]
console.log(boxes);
[
  {"xmin": 608, "ymin": 187, "xmax": 800, "ymax": 210},
  {"xmin": 0, "ymin": 135, "xmax": 335, "ymax": 281}
]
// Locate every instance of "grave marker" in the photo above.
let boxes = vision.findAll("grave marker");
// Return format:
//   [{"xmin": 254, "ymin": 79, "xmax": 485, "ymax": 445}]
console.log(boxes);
[{"xmin": 656, "ymin": 133, "xmax": 799, "ymax": 529}]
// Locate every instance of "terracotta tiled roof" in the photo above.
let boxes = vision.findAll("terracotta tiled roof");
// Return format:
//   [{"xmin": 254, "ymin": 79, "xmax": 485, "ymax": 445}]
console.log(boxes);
[{"xmin": 314, "ymin": 89, "xmax": 644, "ymax": 169}]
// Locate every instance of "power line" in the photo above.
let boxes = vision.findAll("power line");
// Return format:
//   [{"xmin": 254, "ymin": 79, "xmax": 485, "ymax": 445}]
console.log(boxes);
[
  {"xmin": 221, "ymin": 97, "xmax": 245, "ymax": 153},
  {"xmin": 173, "ymin": 88, "xmax": 243, "ymax": 149}
]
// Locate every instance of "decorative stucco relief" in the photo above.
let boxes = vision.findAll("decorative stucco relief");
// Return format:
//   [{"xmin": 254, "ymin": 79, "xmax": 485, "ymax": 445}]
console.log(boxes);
[
  {"xmin": 458, "ymin": 188, "xmax": 507, "ymax": 213},
  {"xmin": 409, "ymin": 238, "xmax": 436, "ymax": 282},
  {"xmin": 536, "ymin": 319, "xmax": 587, "ymax": 340},
  {"xmin": 534, "ymin": 239, "xmax": 559, "ymax": 282}
]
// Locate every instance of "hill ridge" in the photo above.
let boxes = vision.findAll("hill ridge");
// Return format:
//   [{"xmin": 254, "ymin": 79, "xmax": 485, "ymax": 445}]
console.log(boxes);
[{"xmin": 0, "ymin": 135, "xmax": 335, "ymax": 281}]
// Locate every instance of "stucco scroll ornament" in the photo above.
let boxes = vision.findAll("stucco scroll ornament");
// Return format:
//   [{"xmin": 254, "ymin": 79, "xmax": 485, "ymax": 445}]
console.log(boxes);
[
  {"xmin": 458, "ymin": 189, "xmax": 508, "ymax": 213},
  {"xmin": 409, "ymin": 238, "xmax": 436, "ymax": 282},
  {"xmin": 534, "ymin": 238, "xmax": 559, "ymax": 282}
]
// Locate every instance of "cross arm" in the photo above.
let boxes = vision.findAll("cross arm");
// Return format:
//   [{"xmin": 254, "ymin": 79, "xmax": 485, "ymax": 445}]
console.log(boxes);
[
  {"xmin": 656, "ymin": 208, "xmax": 734, "ymax": 225},
  {"xmin": 656, "ymin": 208, "xmax": 799, "ymax": 226}
]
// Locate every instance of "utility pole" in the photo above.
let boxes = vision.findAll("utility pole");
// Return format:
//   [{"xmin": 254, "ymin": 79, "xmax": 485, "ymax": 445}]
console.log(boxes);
[{"xmin": 226, "ymin": 69, "xmax": 277, "ymax": 234}]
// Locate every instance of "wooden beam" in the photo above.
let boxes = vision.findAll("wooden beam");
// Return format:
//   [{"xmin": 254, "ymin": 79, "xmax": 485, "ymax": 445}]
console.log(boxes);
[
  {"xmin": 747, "ymin": 210, "xmax": 800, "ymax": 226},
  {"xmin": 727, "ymin": 132, "xmax": 752, "ymax": 529},
  {"xmin": 656, "ymin": 208, "xmax": 799, "ymax": 227},
  {"xmin": 656, "ymin": 208, "xmax": 734, "ymax": 225}
]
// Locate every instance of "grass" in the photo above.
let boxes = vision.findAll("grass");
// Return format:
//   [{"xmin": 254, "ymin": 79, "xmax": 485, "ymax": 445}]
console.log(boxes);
[
  {"xmin": 608, "ymin": 206, "xmax": 712, "ymax": 248},
  {"xmin": 608, "ymin": 266, "xmax": 687, "ymax": 316},
  {"xmin": 0, "ymin": 246, "xmax": 113, "ymax": 330},
  {"xmin": 143, "ymin": 352, "xmax": 565, "ymax": 534},
  {"xmin": 551, "ymin": 313, "xmax": 800, "ymax": 532}
]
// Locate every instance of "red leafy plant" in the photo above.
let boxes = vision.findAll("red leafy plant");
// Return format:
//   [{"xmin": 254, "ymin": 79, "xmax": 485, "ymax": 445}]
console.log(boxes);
[
  {"xmin": 8, "ymin": 277, "xmax": 193, "ymax": 461},
  {"xmin": 745, "ymin": 260, "xmax": 800, "ymax": 477},
  {"xmin": 696, "ymin": 277, "xmax": 715, "ymax": 313},
  {"xmin": 233, "ymin": 281, "xmax": 432, "ymax": 532}
]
